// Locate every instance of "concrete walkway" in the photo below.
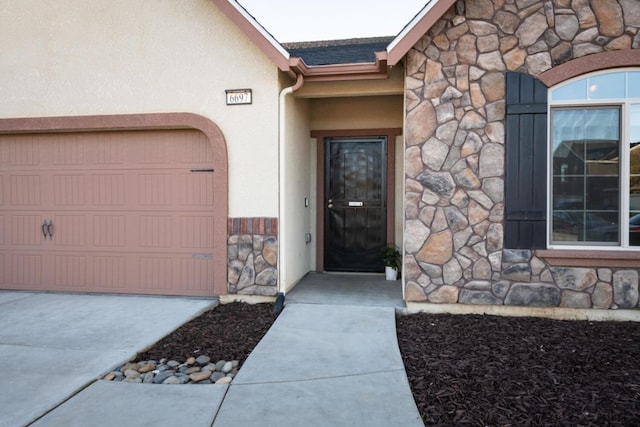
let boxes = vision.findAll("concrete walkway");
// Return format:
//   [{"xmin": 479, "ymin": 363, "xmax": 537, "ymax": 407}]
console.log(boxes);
[
  {"xmin": 213, "ymin": 303, "xmax": 423, "ymax": 427},
  {"xmin": 6, "ymin": 275, "xmax": 422, "ymax": 426}
]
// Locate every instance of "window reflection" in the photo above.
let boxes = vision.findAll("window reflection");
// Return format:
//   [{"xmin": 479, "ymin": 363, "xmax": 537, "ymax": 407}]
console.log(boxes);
[
  {"xmin": 552, "ymin": 108, "xmax": 620, "ymax": 245},
  {"xmin": 551, "ymin": 71, "xmax": 640, "ymax": 101},
  {"xmin": 589, "ymin": 73, "xmax": 625, "ymax": 99}
]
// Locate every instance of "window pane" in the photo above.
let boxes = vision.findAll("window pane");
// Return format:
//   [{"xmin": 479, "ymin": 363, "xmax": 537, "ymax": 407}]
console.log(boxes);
[
  {"xmin": 588, "ymin": 73, "xmax": 625, "ymax": 99},
  {"xmin": 552, "ymin": 107, "xmax": 620, "ymax": 245},
  {"xmin": 586, "ymin": 177, "xmax": 618, "ymax": 210},
  {"xmin": 630, "ymin": 104, "xmax": 640, "ymax": 246},
  {"xmin": 553, "ymin": 177, "xmax": 584, "ymax": 210},
  {"xmin": 552, "ymin": 79, "xmax": 587, "ymax": 101},
  {"xmin": 628, "ymin": 72, "xmax": 640, "ymax": 98}
]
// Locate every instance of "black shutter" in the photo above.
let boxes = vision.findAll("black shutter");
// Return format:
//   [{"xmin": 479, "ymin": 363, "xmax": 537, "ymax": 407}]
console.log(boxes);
[{"xmin": 504, "ymin": 72, "xmax": 548, "ymax": 249}]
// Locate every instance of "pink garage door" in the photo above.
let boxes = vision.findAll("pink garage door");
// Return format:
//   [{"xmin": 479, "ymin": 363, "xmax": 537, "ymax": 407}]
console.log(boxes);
[{"xmin": 0, "ymin": 129, "xmax": 219, "ymax": 296}]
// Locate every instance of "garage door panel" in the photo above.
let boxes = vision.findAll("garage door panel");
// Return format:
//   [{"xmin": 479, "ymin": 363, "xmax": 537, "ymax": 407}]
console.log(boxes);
[
  {"xmin": 180, "ymin": 257, "xmax": 215, "ymax": 292},
  {"xmin": 93, "ymin": 215, "xmax": 126, "ymax": 248},
  {"xmin": 93, "ymin": 255, "xmax": 126, "ymax": 289},
  {"xmin": 179, "ymin": 174, "xmax": 214, "ymax": 206},
  {"xmin": 138, "ymin": 256, "xmax": 174, "ymax": 290},
  {"xmin": 180, "ymin": 216, "xmax": 214, "ymax": 249},
  {"xmin": 53, "ymin": 175, "xmax": 87, "ymax": 206},
  {"xmin": 1, "ymin": 129, "xmax": 219, "ymax": 296},
  {"xmin": 86, "ymin": 136, "xmax": 125, "ymax": 166},
  {"xmin": 139, "ymin": 135, "xmax": 173, "ymax": 165},
  {"xmin": 51, "ymin": 134, "xmax": 86, "ymax": 166},
  {"xmin": 177, "ymin": 131, "xmax": 214, "ymax": 164},
  {"xmin": 92, "ymin": 174, "xmax": 126, "ymax": 206},
  {"xmin": 53, "ymin": 254, "xmax": 88, "ymax": 289},
  {"xmin": 8, "ymin": 253, "xmax": 44, "ymax": 287},
  {"xmin": 53, "ymin": 215, "xmax": 88, "ymax": 247},
  {"xmin": 3, "ymin": 136, "xmax": 43, "ymax": 167},
  {"xmin": 11, "ymin": 214, "xmax": 45, "ymax": 246},
  {"xmin": 138, "ymin": 174, "xmax": 173, "ymax": 207},
  {"xmin": 138, "ymin": 215, "xmax": 173, "ymax": 249},
  {"xmin": 10, "ymin": 175, "xmax": 42, "ymax": 207}
]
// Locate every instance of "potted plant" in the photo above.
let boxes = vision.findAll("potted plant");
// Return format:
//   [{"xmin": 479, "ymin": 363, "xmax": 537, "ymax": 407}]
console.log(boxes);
[{"xmin": 383, "ymin": 245, "xmax": 401, "ymax": 281}]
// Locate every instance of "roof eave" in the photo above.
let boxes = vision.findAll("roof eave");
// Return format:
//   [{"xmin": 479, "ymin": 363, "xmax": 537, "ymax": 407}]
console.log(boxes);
[
  {"xmin": 212, "ymin": 0, "xmax": 291, "ymax": 72},
  {"xmin": 289, "ymin": 51, "xmax": 389, "ymax": 82},
  {"xmin": 386, "ymin": 0, "xmax": 457, "ymax": 66}
]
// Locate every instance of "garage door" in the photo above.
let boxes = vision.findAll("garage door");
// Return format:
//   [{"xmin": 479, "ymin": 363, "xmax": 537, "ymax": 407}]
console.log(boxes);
[{"xmin": 0, "ymin": 129, "xmax": 219, "ymax": 296}]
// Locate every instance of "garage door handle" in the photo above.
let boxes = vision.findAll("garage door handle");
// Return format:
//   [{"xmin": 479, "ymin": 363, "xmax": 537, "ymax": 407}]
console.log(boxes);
[{"xmin": 41, "ymin": 220, "xmax": 53, "ymax": 240}]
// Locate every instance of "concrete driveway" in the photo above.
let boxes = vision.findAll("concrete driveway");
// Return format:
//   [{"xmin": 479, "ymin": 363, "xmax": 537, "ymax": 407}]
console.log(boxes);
[{"xmin": 0, "ymin": 291, "xmax": 216, "ymax": 426}]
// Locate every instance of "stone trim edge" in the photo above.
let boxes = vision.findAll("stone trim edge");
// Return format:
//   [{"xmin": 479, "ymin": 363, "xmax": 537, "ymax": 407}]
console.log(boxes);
[
  {"xmin": 536, "ymin": 249, "xmax": 640, "ymax": 268},
  {"xmin": 405, "ymin": 302, "xmax": 640, "ymax": 322}
]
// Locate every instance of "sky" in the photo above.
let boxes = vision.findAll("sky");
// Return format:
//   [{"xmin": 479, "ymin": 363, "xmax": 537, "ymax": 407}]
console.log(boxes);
[{"xmin": 237, "ymin": 0, "xmax": 427, "ymax": 43}]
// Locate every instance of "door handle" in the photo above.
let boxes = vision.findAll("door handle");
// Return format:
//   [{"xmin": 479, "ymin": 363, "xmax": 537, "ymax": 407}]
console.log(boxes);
[{"xmin": 41, "ymin": 220, "xmax": 54, "ymax": 240}]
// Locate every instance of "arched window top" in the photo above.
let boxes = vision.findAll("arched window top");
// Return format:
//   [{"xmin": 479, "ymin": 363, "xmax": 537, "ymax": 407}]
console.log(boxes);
[{"xmin": 551, "ymin": 70, "xmax": 640, "ymax": 102}]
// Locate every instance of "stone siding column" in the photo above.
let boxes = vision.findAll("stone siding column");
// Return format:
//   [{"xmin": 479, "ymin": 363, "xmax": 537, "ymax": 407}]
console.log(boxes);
[{"xmin": 227, "ymin": 218, "xmax": 278, "ymax": 296}]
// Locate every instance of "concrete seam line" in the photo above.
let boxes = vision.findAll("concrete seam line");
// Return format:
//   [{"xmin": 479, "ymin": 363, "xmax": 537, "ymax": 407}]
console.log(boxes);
[
  {"xmin": 232, "ymin": 368, "xmax": 407, "ymax": 386},
  {"xmin": 208, "ymin": 384, "xmax": 232, "ymax": 427}
]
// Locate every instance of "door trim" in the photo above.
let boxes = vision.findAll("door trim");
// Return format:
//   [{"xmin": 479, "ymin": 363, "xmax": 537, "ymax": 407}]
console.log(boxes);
[
  {"xmin": 0, "ymin": 113, "xmax": 229, "ymax": 295},
  {"xmin": 311, "ymin": 128, "xmax": 402, "ymax": 272}
]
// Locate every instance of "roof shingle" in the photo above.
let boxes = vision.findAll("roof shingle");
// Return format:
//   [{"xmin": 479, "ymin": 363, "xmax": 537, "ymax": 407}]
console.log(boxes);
[{"xmin": 283, "ymin": 37, "xmax": 394, "ymax": 66}]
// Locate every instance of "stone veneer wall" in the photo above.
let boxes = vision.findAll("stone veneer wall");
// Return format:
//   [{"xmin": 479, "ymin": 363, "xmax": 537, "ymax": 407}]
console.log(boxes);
[
  {"xmin": 227, "ymin": 218, "xmax": 278, "ymax": 296},
  {"xmin": 404, "ymin": 0, "xmax": 640, "ymax": 308}
]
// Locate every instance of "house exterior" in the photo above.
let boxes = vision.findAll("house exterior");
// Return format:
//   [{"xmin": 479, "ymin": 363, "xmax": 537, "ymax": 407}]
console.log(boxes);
[{"xmin": 1, "ymin": 0, "xmax": 639, "ymax": 318}]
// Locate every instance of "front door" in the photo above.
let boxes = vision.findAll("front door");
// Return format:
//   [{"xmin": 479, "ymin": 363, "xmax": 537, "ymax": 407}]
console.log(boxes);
[{"xmin": 324, "ymin": 137, "xmax": 387, "ymax": 272}]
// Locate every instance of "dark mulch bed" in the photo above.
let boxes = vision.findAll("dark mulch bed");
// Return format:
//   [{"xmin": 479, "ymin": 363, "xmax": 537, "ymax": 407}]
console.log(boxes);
[
  {"xmin": 135, "ymin": 302, "xmax": 278, "ymax": 365},
  {"xmin": 134, "ymin": 302, "xmax": 640, "ymax": 425},
  {"xmin": 397, "ymin": 313, "xmax": 640, "ymax": 426}
]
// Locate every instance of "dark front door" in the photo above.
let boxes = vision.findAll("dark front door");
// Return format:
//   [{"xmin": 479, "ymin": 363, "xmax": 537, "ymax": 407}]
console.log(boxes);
[{"xmin": 324, "ymin": 137, "xmax": 387, "ymax": 272}]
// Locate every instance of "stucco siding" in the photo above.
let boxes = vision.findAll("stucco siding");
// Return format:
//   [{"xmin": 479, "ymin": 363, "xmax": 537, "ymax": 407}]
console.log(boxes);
[
  {"xmin": 281, "ymin": 96, "xmax": 313, "ymax": 292},
  {"xmin": 0, "ymin": 0, "xmax": 280, "ymax": 217},
  {"xmin": 310, "ymin": 96, "xmax": 404, "ymax": 130}
]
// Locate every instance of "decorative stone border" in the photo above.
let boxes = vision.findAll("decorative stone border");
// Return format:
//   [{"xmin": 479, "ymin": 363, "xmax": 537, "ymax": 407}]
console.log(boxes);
[{"xmin": 227, "ymin": 218, "xmax": 278, "ymax": 296}]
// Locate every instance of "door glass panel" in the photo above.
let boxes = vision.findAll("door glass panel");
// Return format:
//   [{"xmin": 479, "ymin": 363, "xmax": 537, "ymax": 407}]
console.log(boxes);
[
  {"xmin": 630, "ymin": 104, "xmax": 640, "ymax": 246},
  {"xmin": 552, "ymin": 108, "xmax": 620, "ymax": 245}
]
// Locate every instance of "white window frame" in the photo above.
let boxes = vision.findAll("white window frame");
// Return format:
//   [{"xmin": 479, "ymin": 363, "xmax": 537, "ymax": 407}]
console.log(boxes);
[{"xmin": 547, "ymin": 68, "xmax": 640, "ymax": 251}]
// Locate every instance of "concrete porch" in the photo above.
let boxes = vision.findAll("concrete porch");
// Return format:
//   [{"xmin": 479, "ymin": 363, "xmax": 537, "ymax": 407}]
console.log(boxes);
[{"xmin": 286, "ymin": 272, "xmax": 406, "ymax": 313}]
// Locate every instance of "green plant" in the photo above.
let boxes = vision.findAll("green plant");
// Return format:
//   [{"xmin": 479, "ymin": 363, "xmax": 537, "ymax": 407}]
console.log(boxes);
[{"xmin": 383, "ymin": 245, "xmax": 402, "ymax": 270}]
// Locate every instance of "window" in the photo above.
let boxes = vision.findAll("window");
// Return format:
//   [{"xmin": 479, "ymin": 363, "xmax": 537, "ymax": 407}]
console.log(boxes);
[{"xmin": 550, "ymin": 70, "xmax": 640, "ymax": 248}]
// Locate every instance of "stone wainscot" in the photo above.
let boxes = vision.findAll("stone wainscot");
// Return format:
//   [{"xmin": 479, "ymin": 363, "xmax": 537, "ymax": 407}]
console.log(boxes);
[{"xmin": 227, "ymin": 218, "xmax": 278, "ymax": 296}]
